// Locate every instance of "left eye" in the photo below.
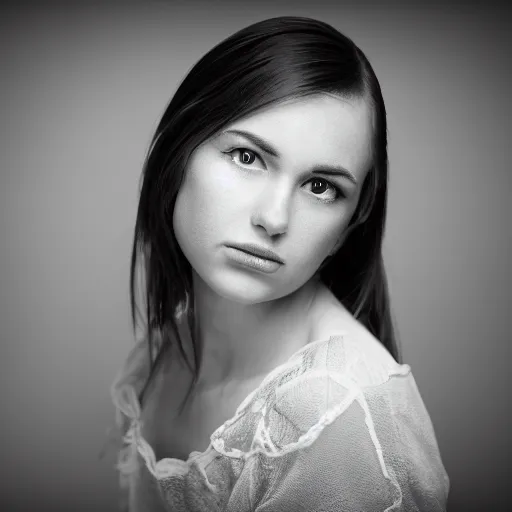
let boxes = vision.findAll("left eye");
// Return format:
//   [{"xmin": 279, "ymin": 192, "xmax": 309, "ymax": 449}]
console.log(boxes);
[{"xmin": 305, "ymin": 178, "xmax": 342, "ymax": 200}]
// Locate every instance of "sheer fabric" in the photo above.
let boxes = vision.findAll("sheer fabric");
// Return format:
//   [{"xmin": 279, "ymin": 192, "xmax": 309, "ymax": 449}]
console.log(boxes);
[{"xmin": 108, "ymin": 326, "xmax": 450, "ymax": 511}]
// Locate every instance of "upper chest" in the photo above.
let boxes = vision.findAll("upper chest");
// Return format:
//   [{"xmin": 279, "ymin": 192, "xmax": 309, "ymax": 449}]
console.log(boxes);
[{"xmin": 140, "ymin": 356, "xmax": 267, "ymax": 462}]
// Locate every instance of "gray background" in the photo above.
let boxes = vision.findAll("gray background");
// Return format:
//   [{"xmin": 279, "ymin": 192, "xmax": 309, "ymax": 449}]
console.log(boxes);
[{"xmin": 1, "ymin": 0, "xmax": 510, "ymax": 510}]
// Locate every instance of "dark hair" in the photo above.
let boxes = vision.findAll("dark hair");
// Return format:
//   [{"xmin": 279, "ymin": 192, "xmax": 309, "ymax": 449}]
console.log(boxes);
[{"xmin": 130, "ymin": 16, "xmax": 402, "ymax": 415}]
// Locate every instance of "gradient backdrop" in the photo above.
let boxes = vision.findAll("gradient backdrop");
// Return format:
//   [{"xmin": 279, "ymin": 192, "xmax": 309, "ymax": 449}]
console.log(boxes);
[{"xmin": 1, "ymin": 1, "xmax": 510, "ymax": 510}]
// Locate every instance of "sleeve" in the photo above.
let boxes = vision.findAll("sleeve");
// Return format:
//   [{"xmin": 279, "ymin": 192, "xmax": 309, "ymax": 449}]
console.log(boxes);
[{"xmin": 254, "ymin": 371, "xmax": 450, "ymax": 512}]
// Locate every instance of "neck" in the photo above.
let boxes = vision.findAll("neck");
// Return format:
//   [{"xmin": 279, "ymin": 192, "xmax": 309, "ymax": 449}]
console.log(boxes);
[{"xmin": 189, "ymin": 272, "xmax": 322, "ymax": 387}]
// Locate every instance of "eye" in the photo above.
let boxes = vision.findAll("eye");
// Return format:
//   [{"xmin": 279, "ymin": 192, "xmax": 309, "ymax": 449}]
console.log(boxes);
[
  {"xmin": 223, "ymin": 148, "xmax": 345, "ymax": 203},
  {"xmin": 304, "ymin": 178, "xmax": 345, "ymax": 203},
  {"xmin": 224, "ymin": 147, "xmax": 265, "ymax": 169}
]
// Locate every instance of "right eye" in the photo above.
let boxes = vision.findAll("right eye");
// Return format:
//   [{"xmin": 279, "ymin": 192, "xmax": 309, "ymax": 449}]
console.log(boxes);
[{"xmin": 224, "ymin": 147, "xmax": 265, "ymax": 169}]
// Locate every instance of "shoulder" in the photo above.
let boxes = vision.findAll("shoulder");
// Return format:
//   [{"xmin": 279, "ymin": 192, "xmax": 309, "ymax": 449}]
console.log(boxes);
[
  {"xmin": 308, "ymin": 285, "xmax": 404, "ymax": 388},
  {"xmin": 257, "ymin": 339, "xmax": 449, "ymax": 512}
]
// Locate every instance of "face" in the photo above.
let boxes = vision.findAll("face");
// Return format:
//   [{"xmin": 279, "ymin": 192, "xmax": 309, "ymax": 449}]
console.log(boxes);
[{"xmin": 173, "ymin": 93, "xmax": 373, "ymax": 304}]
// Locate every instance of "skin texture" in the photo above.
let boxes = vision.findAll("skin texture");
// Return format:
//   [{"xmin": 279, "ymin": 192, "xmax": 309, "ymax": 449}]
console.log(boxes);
[{"xmin": 172, "ymin": 93, "xmax": 373, "ymax": 388}]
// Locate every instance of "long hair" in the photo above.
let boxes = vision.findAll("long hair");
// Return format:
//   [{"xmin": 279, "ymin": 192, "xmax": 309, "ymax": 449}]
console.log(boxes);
[{"xmin": 130, "ymin": 16, "xmax": 403, "ymax": 415}]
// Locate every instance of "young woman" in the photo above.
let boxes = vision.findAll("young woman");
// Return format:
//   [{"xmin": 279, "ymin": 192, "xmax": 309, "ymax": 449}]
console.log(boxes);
[{"xmin": 106, "ymin": 16, "xmax": 450, "ymax": 512}]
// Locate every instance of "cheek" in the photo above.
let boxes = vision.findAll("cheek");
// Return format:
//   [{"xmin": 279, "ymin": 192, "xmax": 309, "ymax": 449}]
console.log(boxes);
[
  {"xmin": 172, "ymin": 156, "xmax": 242, "ymax": 251},
  {"xmin": 173, "ymin": 171, "xmax": 212, "ymax": 252},
  {"xmin": 292, "ymin": 212, "xmax": 348, "ymax": 267}
]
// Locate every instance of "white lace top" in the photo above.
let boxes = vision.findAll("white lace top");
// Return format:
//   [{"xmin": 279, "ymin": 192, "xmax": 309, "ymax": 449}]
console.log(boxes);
[{"xmin": 109, "ymin": 327, "xmax": 450, "ymax": 511}]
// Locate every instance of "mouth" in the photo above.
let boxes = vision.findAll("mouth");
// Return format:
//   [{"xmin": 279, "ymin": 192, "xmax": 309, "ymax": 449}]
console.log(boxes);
[
  {"xmin": 224, "ymin": 246, "xmax": 283, "ymax": 274},
  {"xmin": 225, "ymin": 243, "xmax": 285, "ymax": 264}
]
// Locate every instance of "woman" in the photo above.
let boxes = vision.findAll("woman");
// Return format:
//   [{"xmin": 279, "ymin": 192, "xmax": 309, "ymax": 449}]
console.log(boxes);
[{"xmin": 106, "ymin": 16, "xmax": 450, "ymax": 511}]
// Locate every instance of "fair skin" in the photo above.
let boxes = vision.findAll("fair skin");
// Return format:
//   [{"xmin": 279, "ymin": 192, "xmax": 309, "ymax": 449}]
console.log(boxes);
[{"xmin": 172, "ymin": 93, "xmax": 373, "ymax": 390}]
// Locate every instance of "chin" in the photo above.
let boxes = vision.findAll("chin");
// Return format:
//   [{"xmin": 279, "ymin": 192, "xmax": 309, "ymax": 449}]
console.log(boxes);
[
  {"xmin": 201, "ymin": 266, "xmax": 288, "ymax": 305},
  {"xmin": 220, "ymin": 277, "xmax": 282, "ymax": 305}
]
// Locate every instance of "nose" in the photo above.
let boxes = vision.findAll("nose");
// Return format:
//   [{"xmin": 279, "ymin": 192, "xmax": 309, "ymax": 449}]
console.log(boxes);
[{"xmin": 251, "ymin": 184, "xmax": 291, "ymax": 237}]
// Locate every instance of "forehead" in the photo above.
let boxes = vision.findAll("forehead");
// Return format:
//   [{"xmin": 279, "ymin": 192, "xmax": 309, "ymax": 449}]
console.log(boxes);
[{"xmin": 223, "ymin": 94, "xmax": 374, "ymax": 176}]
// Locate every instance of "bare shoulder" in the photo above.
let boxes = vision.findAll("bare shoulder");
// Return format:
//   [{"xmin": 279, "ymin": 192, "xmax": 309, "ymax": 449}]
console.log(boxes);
[{"xmin": 309, "ymin": 284, "xmax": 396, "ymax": 365}]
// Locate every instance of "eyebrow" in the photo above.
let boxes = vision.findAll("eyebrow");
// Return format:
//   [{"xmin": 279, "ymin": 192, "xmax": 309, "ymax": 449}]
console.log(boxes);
[{"xmin": 221, "ymin": 129, "xmax": 358, "ymax": 185}]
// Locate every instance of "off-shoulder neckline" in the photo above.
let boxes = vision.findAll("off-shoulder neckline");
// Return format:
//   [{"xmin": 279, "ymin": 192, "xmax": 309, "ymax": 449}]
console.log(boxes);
[
  {"xmin": 115, "ymin": 331, "xmax": 409, "ymax": 478},
  {"xmin": 120, "ymin": 333, "xmax": 350, "ymax": 473}
]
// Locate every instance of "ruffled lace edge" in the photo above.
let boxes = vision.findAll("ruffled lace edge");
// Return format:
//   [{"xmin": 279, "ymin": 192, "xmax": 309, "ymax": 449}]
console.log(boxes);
[{"xmin": 110, "ymin": 332, "xmax": 410, "ymax": 508}]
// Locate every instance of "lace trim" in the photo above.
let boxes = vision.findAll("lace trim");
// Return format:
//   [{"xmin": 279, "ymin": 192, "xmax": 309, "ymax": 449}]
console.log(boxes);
[{"xmin": 111, "ymin": 332, "xmax": 409, "ymax": 508}]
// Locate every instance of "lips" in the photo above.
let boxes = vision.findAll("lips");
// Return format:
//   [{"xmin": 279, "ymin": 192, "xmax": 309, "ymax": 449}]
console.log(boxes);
[
  {"xmin": 224, "ymin": 246, "xmax": 283, "ymax": 274},
  {"xmin": 225, "ymin": 243, "xmax": 285, "ymax": 264},
  {"xmin": 237, "ymin": 247, "xmax": 278, "ymax": 262}
]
